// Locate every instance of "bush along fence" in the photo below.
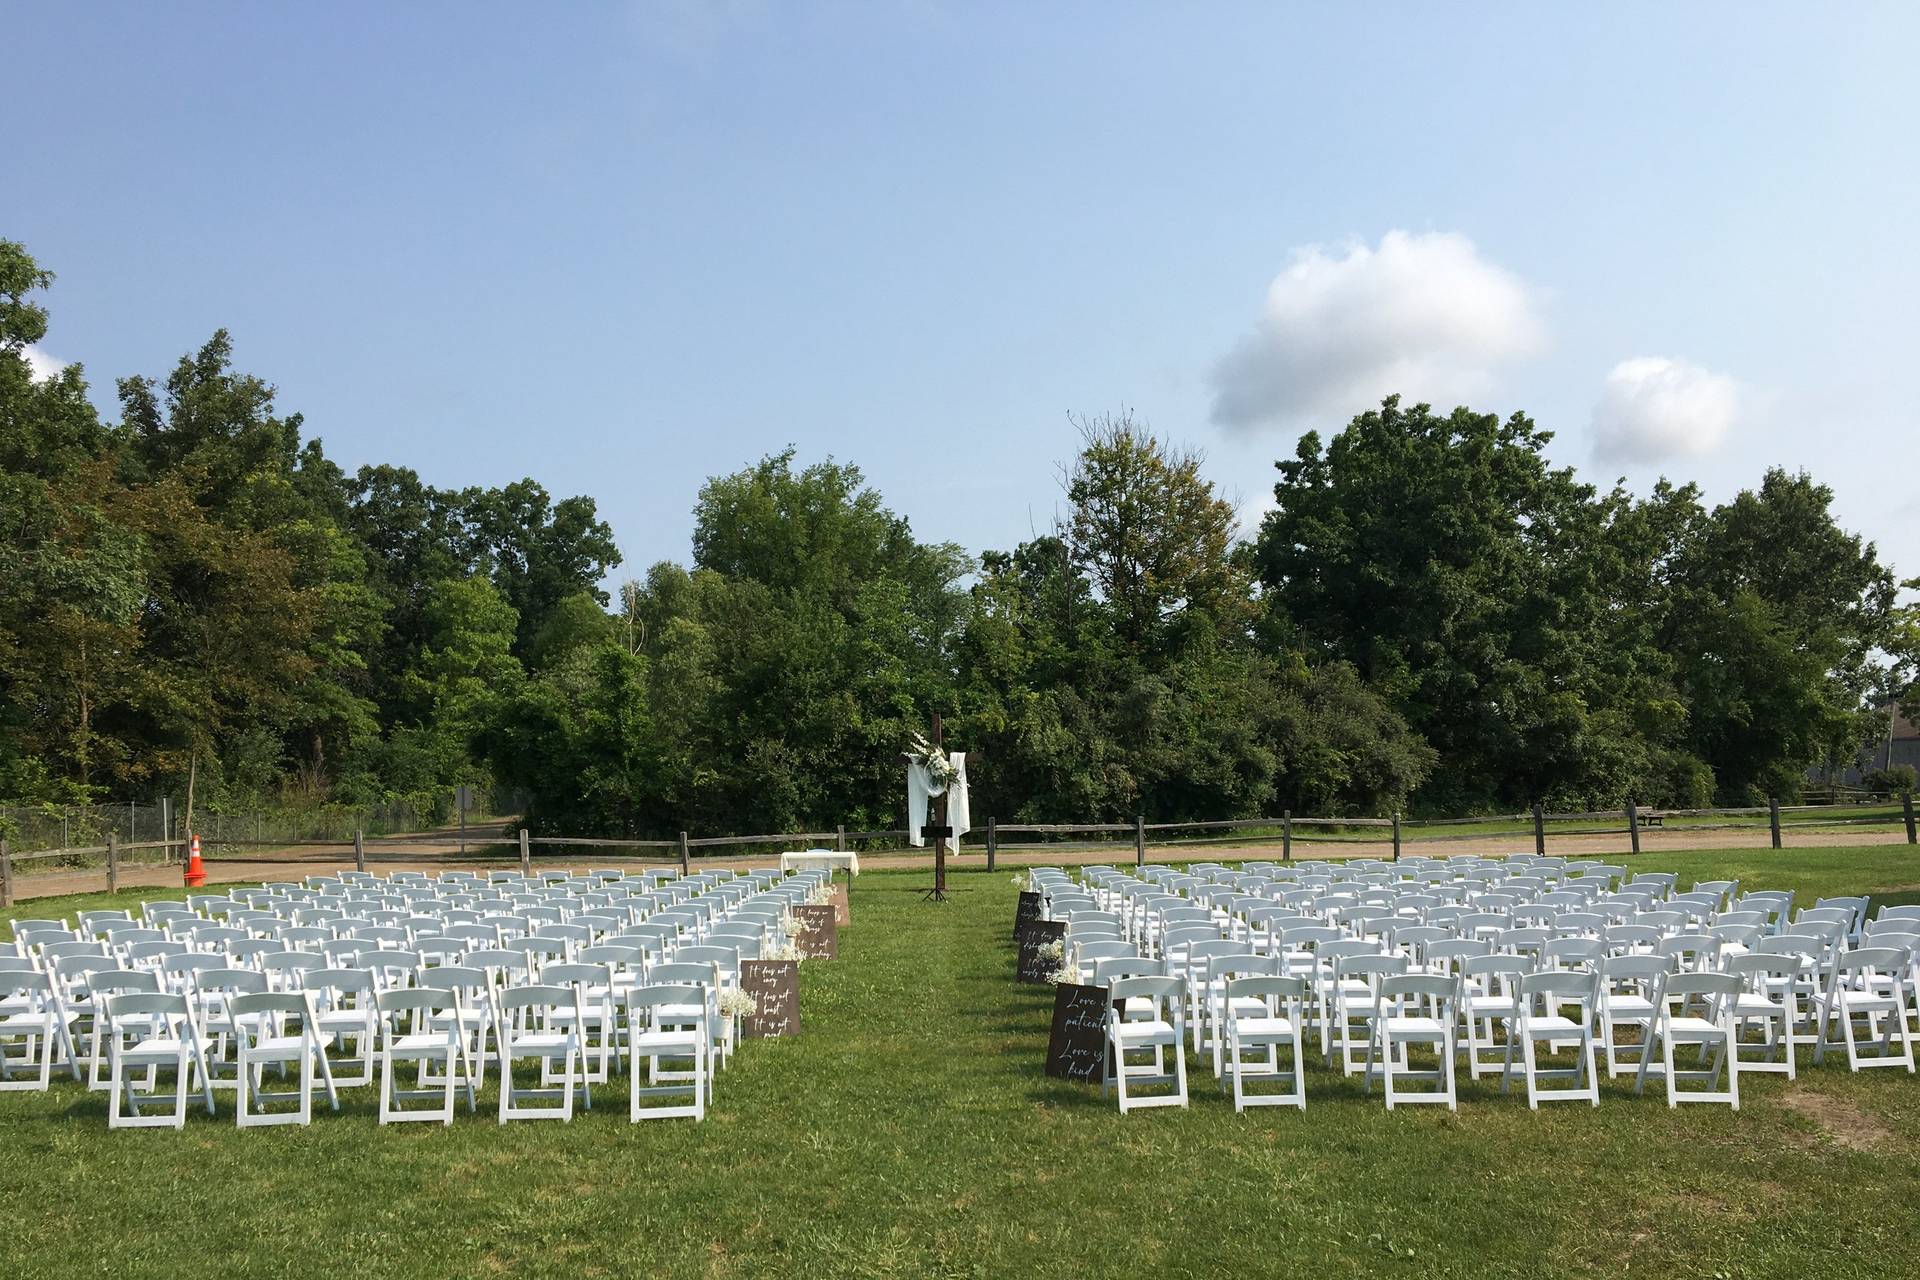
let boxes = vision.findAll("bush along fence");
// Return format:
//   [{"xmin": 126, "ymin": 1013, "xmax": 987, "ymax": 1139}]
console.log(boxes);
[{"xmin": 1, "ymin": 795, "xmax": 1914, "ymax": 909}]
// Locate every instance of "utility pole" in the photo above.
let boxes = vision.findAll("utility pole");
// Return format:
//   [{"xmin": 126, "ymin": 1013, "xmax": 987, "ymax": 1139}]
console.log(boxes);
[{"xmin": 931, "ymin": 712, "xmax": 948, "ymax": 900}]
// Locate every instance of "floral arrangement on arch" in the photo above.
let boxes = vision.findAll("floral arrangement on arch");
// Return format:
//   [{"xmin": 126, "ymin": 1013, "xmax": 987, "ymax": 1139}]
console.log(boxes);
[{"xmin": 906, "ymin": 730, "xmax": 958, "ymax": 790}]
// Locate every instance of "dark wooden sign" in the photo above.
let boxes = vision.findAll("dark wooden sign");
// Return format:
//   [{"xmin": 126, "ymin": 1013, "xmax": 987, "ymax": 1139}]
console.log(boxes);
[
  {"xmin": 740, "ymin": 959, "xmax": 799, "ymax": 1038},
  {"xmin": 831, "ymin": 883, "xmax": 850, "ymax": 927},
  {"xmin": 1016, "ymin": 919, "xmax": 1067, "ymax": 984},
  {"xmin": 1013, "ymin": 890, "xmax": 1042, "ymax": 941},
  {"xmin": 1044, "ymin": 982, "xmax": 1113, "ymax": 1082},
  {"xmin": 793, "ymin": 904, "xmax": 838, "ymax": 959},
  {"xmin": 920, "ymin": 824, "xmax": 955, "ymax": 840}
]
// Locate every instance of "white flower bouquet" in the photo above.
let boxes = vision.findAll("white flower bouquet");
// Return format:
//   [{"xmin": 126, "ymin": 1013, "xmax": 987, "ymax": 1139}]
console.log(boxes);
[
  {"xmin": 906, "ymin": 731, "xmax": 958, "ymax": 790},
  {"xmin": 717, "ymin": 988, "xmax": 758, "ymax": 1020}
]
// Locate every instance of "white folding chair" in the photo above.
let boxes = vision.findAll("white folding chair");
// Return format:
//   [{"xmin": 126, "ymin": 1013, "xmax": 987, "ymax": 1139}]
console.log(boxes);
[
  {"xmin": 1725, "ymin": 952, "xmax": 1810, "ymax": 1078},
  {"xmin": 1597, "ymin": 954, "xmax": 1671, "ymax": 1078},
  {"xmin": 231, "ymin": 991, "xmax": 339, "ymax": 1127},
  {"xmin": 495, "ymin": 985, "xmax": 588, "ymax": 1122},
  {"xmin": 104, "ymin": 991, "xmax": 215, "ymax": 1129},
  {"xmin": 1814, "ymin": 946, "xmax": 1916, "ymax": 1073},
  {"xmin": 624, "ymin": 983, "xmax": 708, "ymax": 1122},
  {"xmin": 1104, "ymin": 976, "xmax": 1187, "ymax": 1113},
  {"xmin": 1222, "ymin": 975, "xmax": 1307, "ymax": 1112},
  {"xmin": 1365, "ymin": 973, "xmax": 1459, "ymax": 1111},
  {"xmin": 0, "ymin": 972, "xmax": 76, "ymax": 1091},
  {"xmin": 305, "ymin": 968, "xmax": 381, "ymax": 1087},
  {"xmin": 377, "ymin": 988, "xmax": 475, "ymax": 1124},
  {"xmin": 1500, "ymin": 970, "xmax": 1600, "ymax": 1108},
  {"xmin": 1636, "ymin": 971, "xmax": 1742, "ymax": 1107}
]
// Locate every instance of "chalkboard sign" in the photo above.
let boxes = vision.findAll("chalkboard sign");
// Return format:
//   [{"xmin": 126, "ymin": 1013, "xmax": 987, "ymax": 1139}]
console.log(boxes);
[
  {"xmin": 1013, "ymin": 890, "xmax": 1042, "ymax": 941},
  {"xmin": 793, "ymin": 904, "xmax": 838, "ymax": 959},
  {"xmin": 1016, "ymin": 919, "xmax": 1067, "ymax": 983},
  {"xmin": 740, "ymin": 959, "xmax": 799, "ymax": 1038},
  {"xmin": 1045, "ymin": 982, "xmax": 1113, "ymax": 1082}
]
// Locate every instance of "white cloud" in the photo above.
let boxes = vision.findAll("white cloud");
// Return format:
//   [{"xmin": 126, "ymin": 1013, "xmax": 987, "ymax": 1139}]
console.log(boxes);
[
  {"xmin": 21, "ymin": 345, "xmax": 67, "ymax": 381},
  {"xmin": 1590, "ymin": 356, "xmax": 1740, "ymax": 463},
  {"xmin": 1209, "ymin": 230, "xmax": 1546, "ymax": 430}
]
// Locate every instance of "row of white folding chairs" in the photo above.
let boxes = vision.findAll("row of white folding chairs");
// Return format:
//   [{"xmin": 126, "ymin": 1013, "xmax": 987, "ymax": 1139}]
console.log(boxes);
[
  {"xmin": 3, "ymin": 940, "xmax": 753, "ymax": 1096},
  {"xmin": 1, "ymin": 974, "xmax": 716, "ymax": 1128},
  {"xmin": 1087, "ymin": 940, "xmax": 1917, "ymax": 1115}
]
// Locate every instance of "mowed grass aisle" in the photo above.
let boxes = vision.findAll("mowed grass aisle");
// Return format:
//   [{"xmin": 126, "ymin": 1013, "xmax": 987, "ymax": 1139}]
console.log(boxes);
[{"xmin": 1, "ymin": 849, "xmax": 1918, "ymax": 1278}]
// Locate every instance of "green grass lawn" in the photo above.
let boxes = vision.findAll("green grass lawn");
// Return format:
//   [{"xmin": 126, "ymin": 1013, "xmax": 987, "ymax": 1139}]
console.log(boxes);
[{"xmin": 3, "ymin": 845, "xmax": 1919, "ymax": 1278}]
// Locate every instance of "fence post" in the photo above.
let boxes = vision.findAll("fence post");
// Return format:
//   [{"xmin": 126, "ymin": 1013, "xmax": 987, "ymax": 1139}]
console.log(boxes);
[
  {"xmin": 106, "ymin": 831, "xmax": 119, "ymax": 894},
  {"xmin": 1392, "ymin": 812, "xmax": 1402, "ymax": 862},
  {"xmin": 835, "ymin": 824, "xmax": 846, "ymax": 853},
  {"xmin": 1134, "ymin": 815, "xmax": 1146, "ymax": 869},
  {"xmin": 354, "ymin": 828, "xmax": 365, "ymax": 873},
  {"xmin": 1, "ymin": 837, "xmax": 12, "ymax": 909},
  {"xmin": 162, "ymin": 797, "xmax": 171, "ymax": 862},
  {"xmin": 986, "ymin": 816, "xmax": 997, "ymax": 872},
  {"xmin": 679, "ymin": 831, "xmax": 691, "ymax": 874},
  {"xmin": 1626, "ymin": 800, "xmax": 1641, "ymax": 855},
  {"xmin": 519, "ymin": 828, "xmax": 531, "ymax": 875},
  {"xmin": 1533, "ymin": 804, "xmax": 1546, "ymax": 856},
  {"xmin": 1768, "ymin": 796, "xmax": 1782, "ymax": 849},
  {"xmin": 1282, "ymin": 810, "xmax": 1292, "ymax": 862},
  {"xmin": 1905, "ymin": 791, "xmax": 1917, "ymax": 845}
]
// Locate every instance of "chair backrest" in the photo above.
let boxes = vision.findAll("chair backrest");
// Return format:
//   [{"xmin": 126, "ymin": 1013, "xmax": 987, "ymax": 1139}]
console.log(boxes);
[
  {"xmin": 1833, "ymin": 946, "xmax": 1911, "ymax": 982},
  {"xmin": 1517, "ymin": 968, "xmax": 1598, "ymax": 1006},
  {"xmin": 376, "ymin": 985, "xmax": 462, "ymax": 1017},
  {"xmin": 647, "ymin": 961, "xmax": 717, "ymax": 989},
  {"xmin": 194, "ymin": 967, "xmax": 267, "ymax": 997},
  {"xmin": 1661, "ymin": 971, "xmax": 1742, "ymax": 1004},
  {"xmin": 541, "ymin": 962, "xmax": 612, "ymax": 994},
  {"xmin": 1599, "ymin": 954, "xmax": 1672, "ymax": 988},
  {"xmin": 1107, "ymin": 975, "xmax": 1181, "ymax": 1014},
  {"xmin": 1379, "ymin": 973, "xmax": 1459, "ymax": 1006},
  {"xmin": 1225, "ymin": 975, "xmax": 1308, "ymax": 1004},
  {"xmin": 228, "ymin": 991, "xmax": 314, "ymax": 1033},
  {"xmin": 1093, "ymin": 957, "xmax": 1166, "ymax": 985},
  {"xmin": 418, "ymin": 964, "xmax": 489, "ymax": 997}
]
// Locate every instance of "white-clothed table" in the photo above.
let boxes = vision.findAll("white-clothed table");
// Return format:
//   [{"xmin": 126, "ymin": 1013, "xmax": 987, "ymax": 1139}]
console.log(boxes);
[{"xmin": 778, "ymin": 849, "xmax": 860, "ymax": 876}]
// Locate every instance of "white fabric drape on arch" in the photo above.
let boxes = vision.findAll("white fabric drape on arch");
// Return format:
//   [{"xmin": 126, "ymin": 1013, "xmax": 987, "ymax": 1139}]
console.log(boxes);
[{"xmin": 907, "ymin": 751, "xmax": 969, "ymax": 848}]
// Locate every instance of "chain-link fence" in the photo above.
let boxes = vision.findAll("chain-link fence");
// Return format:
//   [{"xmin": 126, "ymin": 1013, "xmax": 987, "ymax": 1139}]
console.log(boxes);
[{"xmin": 0, "ymin": 788, "xmax": 517, "ymax": 855}]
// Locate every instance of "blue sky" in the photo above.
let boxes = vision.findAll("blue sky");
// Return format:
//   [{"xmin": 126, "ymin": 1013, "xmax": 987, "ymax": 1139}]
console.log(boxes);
[{"xmin": 10, "ymin": 3, "xmax": 1918, "ymax": 583}]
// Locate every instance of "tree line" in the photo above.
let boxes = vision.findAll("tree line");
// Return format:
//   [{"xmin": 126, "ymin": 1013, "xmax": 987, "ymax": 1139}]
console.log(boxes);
[{"xmin": 2, "ymin": 239, "xmax": 1913, "ymax": 838}]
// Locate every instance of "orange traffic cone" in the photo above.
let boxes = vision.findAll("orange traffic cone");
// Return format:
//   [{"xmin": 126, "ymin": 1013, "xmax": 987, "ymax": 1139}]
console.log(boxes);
[{"xmin": 184, "ymin": 832, "xmax": 207, "ymax": 888}]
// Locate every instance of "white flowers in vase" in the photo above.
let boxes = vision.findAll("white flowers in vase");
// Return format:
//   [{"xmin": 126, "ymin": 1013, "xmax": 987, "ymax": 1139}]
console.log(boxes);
[{"xmin": 717, "ymin": 988, "xmax": 759, "ymax": 1020}]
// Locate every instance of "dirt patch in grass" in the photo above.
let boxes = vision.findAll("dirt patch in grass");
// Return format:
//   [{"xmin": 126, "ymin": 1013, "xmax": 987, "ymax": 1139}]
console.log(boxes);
[{"xmin": 1779, "ymin": 1089, "xmax": 1893, "ymax": 1152}]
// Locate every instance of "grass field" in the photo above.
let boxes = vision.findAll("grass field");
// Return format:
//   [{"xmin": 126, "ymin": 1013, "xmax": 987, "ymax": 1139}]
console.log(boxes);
[{"xmin": 4, "ymin": 845, "xmax": 1919, "ymax": 1278}]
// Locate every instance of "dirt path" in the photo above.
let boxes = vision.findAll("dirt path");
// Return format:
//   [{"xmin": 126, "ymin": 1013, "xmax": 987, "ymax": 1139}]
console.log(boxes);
[{"xmin": 7, "ymin": 824, "xmax": 1913, "ymax": 904}]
